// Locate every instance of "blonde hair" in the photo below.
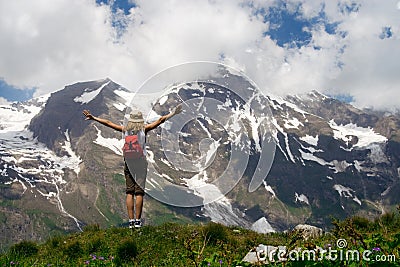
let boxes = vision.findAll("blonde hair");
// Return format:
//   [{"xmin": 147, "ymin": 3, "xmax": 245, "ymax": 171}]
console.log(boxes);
[{"xmin": 125, "ymin": 121, "xmax": 145, "ymax": 133}]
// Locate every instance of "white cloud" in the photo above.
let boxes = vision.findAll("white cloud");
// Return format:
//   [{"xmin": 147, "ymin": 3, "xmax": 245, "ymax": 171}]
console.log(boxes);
[
  {"xmin": 0, "ymin": 0, "xmax": 124, "ymax": 91},
  {"xmin": 329, "ymin": 0, "xmax": 400, "ymax": 110},
  {"xmin": 0, "ymin": 96, "xmax": 11, "ymax": 105},
  {"xmin": 0, "ymin": 0, "xmax": 399, "ymax": 110},
  {"xmin": 117, "ymin": 0, "xmax": 267, "ymax": 89}
]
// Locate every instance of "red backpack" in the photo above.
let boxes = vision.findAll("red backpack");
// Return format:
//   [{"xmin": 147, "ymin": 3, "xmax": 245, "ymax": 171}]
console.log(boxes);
[{"xmin": 123, "ymin": 135, "xmax": 144, "ymax": 159}]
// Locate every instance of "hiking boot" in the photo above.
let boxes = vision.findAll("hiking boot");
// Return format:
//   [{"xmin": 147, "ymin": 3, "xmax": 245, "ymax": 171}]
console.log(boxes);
[{"xmin": 134, "ymin": 219, "xmax": 142, "ymax": 228}]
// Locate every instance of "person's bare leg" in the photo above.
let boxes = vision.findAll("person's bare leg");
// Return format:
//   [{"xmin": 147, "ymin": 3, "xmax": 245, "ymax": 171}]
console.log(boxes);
[
  {"xmin": 135, "ymin": 194, "xmax": 143, "ymax": 219},
  {"xmin": 126, "ymin": 194, "xmax": 135, "ymax": 220}
]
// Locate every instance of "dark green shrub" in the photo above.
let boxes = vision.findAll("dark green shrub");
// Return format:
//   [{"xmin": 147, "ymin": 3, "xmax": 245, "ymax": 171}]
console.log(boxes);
[
  {"xmin": 115, "ymin": 238, "xmax": 138, "ymax": 263},
  {"xmin": 10, "ymin": 241, "xmax": 38, "ymax": 258},
  {"xmin": 380, "ymin": 212, "xmax": 396, "ymax": 224},
  {"xmin": 47, "ymin": 235, "xmax": 64, "ymax": 249},
  {"xmin": 352, "ymin": 216, "xmax": 372, "ymax": 231},
  {"xmin": 63, "ymin": 240, "xmax": 83, "ymax": 259},
  {"xmin": 86, "ymin": 236, "xmax": 105, "ymax": 254},
  {"xmin": 203, "ymin": 222, "xmax": 228, "ymax": 245},
  {"xmin": 83, "ymin": 224, "xmax": 101, "ymax": 232},
  {"xmin": 374, "ymin": 211, "xmax": 400, "ymax": 231}
]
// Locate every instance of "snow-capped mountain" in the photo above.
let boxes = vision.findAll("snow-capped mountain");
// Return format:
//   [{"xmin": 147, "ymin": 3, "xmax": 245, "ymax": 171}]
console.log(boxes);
[
  {"xmin": 264, "ymin": 92, "xmax": 400, "ymax": 227},
  {"xmin": 1, "ymin": 75, "xmax": 399, "ymax": 248},
  {"xmin": 0, "ymin": 79, "xmax": 130, "ymax": 247}
]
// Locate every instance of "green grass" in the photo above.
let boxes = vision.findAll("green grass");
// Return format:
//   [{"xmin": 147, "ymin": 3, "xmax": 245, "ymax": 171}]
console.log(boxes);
[
  {"xmin": 145, "ymin": 200, "xmax": 197, "ymax": 226},
  {"xmin": 112, "ymin": 173, "xmax": 125, "ymax": 185},
  {"xmin": 95, "ymin": 187, "xmax": 123, "ymax": 226},
  {"xmin": 1, "ymin": 210, "xmax": 399, "ymax": 266},
  {"xmin": 0, "ymin": 198, "xmax": 14, "ymax": 207},
  {"xmin": 0, "ymin": 211, "xmax": 5, "ymax": 224}
]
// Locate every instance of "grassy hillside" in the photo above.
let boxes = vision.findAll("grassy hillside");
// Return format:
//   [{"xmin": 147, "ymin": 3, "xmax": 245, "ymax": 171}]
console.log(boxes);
[{"xmin": 1, "ymin": 209, "xmax": 399, "ymax": 266}]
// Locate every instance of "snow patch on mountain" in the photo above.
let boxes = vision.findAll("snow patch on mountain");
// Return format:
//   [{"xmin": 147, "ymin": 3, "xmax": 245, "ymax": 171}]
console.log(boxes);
[
  {"xmin": 113, "ymin": 89, "xmax": 133, "ymax": 106},
  {"xmin": 329, "ymin": 120, "xmax": 387, "ymax": 148},
  {"xmin": 93, "ymin": 125, "xmax": 123, "ymax": 156},
  {"xmin": 158, "ymin": 95, "xmax": 168, "ymax": 105},
  {"xmin": 366, "ymin": 143, "xmax": 388, "ymax": 164},
  {"xmin": 269, "ymin": 94, "xmax": 308, "ymax": 116},
  {"xmin": 333, "ymin": 184, "xmax": 362, "ymax": 206},
  {"xmin": 330, "ymin": 160, "xmax": 350, "ymax": 173},
  {"xmin": 263, "ymin": 181, "xmax": 276, "ymax": 197},
  {"xmin": 300, "ymin": 150, "xmax": 329, "ymax": 166},
  {"xmin": 74, "ymin": 81, "xmax": 110, "ymax": 104},
  {"xmin": 295, "ymin": 91, "xmax": 328, "ymax": 102},
  {"xmin": 183, "ymin": 170, "xmax": 247, "ymax": 226},
  {"xmin": 113, "ymin": 102, "xmax": 126, "ymax": 112},
  {"xmin": 195, "ymin": 138, "xmax": 220, "ymax": 170},
  {"xmin": 295, "ymin": 192, "xmax": 310, "ymax": 205},
  {"xmin": 353, "ymin": 160, "xmax": 364, "ymax": 172},
  {"xmin": 272, "ymin": 117, "xmax": 295, "ymax": 163},
  {"xmin": 284, "ymin": 117, "xmax": 303, "ymax": 129},
  {"xmin": 62, "ymin": 130, "xmax": 82, "ymax": 175},
  {"xmin": 300, "ymin": 150, "xmax": 352, "ymax": 173},
  {"xmin": 300, "ymin": 135, "xmax": 319, "ymax": 146}
]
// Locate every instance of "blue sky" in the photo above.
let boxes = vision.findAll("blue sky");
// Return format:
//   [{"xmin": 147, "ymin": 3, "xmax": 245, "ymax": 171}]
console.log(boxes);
[
  {"xmin": 0, "ymin": 0, "xmax": 399, "ymax": 109},
  {"xmin": 0, "ymin": 79, "xmax": 35, "ymax": 102},
  {"xmin": 96, "ymin": 0, "xmax": 135, "ymax": 15}
]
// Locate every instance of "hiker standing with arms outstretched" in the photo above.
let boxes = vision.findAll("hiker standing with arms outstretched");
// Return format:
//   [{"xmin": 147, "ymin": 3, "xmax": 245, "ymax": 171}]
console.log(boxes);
[{"xmin": 83, "ymin": 105, "xmax": 182, "ymax": 228}]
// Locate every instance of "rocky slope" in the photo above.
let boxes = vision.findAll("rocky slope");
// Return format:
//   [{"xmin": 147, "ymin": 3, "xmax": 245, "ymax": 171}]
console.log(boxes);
[{"xmin": 1, "ymin": 74, "xmax": 399, "ymax": 248}]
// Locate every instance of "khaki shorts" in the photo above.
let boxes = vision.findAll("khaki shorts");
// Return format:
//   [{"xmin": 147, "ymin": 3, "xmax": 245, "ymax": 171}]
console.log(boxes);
[{"xmin": 124, "ymin": 159, "xmax": 147, "ymax": 195}]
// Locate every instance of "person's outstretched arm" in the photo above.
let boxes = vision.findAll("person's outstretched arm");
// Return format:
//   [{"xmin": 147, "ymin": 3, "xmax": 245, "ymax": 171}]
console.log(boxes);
[
  {"xmin": 145, "ymin": 104, "xmax": 182, "ymax": 133},
  {"xmin": 83, "ymin": 110, "xmax": 123, "ymax": 132}
]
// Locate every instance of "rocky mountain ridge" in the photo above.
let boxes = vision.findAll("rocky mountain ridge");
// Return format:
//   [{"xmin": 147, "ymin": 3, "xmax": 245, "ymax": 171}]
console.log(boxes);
[{"xmin": 0, "ymin": 77, "xmax": 399, "ymax": 248}]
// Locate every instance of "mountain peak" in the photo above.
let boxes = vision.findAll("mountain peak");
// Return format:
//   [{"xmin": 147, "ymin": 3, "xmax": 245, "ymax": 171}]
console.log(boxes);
[
  {"xmin": 1, "ymin": 78, "xmax": 400, "ymax": 249},
  {"xmin": 73, "ymin": 80, "xmax": 112, "ymax": 104},
  {"xmin": 28, "ymin": 79, "xmax": 130, "ymax": 152}
]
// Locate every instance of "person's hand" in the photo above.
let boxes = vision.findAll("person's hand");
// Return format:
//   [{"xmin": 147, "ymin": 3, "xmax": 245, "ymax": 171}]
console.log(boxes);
[
  {"xmin": 171, "ymin": 104, "xmax": 182, "ymax": 115},
  {"xmin": 83, "ymin": 110, "xmax": 95, "ymax": 120}
]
